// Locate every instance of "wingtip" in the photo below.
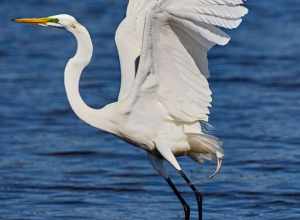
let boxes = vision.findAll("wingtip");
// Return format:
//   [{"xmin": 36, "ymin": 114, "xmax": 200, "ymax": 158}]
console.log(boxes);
[{"xmin": 242, "ymin": 6, "xmax": 249, "ymax": 17}]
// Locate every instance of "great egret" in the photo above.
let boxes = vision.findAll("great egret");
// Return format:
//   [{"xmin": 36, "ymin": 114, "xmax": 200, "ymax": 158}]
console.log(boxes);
[{"xmin": 14, "ymin": 0, "xmax": 247, "ymax": 219}]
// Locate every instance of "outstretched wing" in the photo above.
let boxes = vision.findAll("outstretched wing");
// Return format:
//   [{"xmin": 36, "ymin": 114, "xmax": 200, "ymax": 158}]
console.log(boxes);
[
  {"xmin": 115, "ymin": 0, "xmax": 156, "ymax": 100},
  {"xmin": 122, "ymin": 0, "xmax": 248, "ymax": 122}
]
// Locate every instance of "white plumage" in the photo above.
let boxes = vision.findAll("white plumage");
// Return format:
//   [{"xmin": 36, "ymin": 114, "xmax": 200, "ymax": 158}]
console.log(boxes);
[
  {"xmin": 15, "ymin": 1, "xmax": 247, "ymax": 218},
  {"xmin": 115, "ymin": 0, "xmax": 247, "ymax": 171}
]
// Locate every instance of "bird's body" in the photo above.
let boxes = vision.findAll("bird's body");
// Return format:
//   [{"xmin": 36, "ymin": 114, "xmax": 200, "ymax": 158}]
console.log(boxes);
[{"xmin": 15, "ymin": 1, "xmax": 248, "ymax": 219}]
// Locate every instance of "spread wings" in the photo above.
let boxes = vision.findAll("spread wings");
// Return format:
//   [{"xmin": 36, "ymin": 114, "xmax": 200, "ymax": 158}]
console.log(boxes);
[
  {"xmin": 115, "ymin": 0, "xmax": 153, "ymax": 100},
  {"xmin": 116, "ymin": 0, "xmax": 248, "ymax": 122}
]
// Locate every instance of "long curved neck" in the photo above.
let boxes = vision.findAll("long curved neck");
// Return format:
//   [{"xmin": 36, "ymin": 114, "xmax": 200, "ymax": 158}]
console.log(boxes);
[{"xmin": 64, "ymin": 24, "xmax": 117, "ymax": 134}]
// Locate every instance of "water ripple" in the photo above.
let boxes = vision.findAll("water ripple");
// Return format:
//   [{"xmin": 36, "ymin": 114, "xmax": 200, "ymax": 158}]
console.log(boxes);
[{"xmin": 1, "ymin": 1, "xmax": 300, "ymax": 220}]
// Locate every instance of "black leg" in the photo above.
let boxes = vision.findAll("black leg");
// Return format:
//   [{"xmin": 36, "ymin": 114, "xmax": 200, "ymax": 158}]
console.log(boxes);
[
  {"xmin": 148, "ymin": 153, "xmax": 190, "ymax": 220},
  {"xmin": 179, "ymin": 170, "xmax": 203, "ymax": 220},
  {"xmin": 164, "ymin": 177, "xmax": 190, "ymax": 220}
]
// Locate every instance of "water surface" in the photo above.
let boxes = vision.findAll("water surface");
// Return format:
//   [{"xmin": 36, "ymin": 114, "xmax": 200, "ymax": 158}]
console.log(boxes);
[{"xmin": 1, "ymin": 1, "xmax": 300, "ymax": 219}]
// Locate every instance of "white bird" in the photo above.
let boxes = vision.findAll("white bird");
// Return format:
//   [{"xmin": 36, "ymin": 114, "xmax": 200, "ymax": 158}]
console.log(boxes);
[{"xmin": 14, "ymin": 0, "xmax": 247, "ymax": 219}]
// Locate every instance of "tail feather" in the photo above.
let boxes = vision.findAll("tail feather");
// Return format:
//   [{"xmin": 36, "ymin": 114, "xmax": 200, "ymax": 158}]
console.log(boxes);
[
  {"xmin": 187, "ymin": 133, "xmax": 224, "ymax": 158},
  {"xmin": 187, "ymin": 133, "xmax": 224, "ymax": 178}
]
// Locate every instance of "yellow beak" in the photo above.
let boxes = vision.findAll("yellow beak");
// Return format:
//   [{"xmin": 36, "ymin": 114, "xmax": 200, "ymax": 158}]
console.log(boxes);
[{"xmin": 14, "ymin": 17, "xmax": 50, "ymax": 25}]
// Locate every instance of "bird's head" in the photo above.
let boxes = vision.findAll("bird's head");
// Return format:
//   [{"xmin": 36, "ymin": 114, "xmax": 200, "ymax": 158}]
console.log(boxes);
[
  {"xmin": 14, "ymin": 13, "xmax": 93, "ymax": 62},
  {"xmin": 13, "ymin": 14, "xmax": 79, "ymax": 32}
]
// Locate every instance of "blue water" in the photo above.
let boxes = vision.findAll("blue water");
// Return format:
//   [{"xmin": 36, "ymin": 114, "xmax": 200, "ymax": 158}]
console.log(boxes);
[{"xmin": 1, "ymin": 1, "xmax": 300, "ymax": 219}]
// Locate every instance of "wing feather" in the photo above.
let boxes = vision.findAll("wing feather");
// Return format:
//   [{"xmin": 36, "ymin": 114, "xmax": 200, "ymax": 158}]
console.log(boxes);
[
  {"xmin": 115, "ymin": 0, "xmax": 156, "ymax": 100},
  {"xmin": 122, "ymin": 0, "xmax": 247, "ymax": 122}
]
